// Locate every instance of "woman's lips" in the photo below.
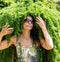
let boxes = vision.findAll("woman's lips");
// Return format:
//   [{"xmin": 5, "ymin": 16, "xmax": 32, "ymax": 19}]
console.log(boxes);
[{"xmin": 26, "ymin": 25, "xmax": 32, "ymax": 28}]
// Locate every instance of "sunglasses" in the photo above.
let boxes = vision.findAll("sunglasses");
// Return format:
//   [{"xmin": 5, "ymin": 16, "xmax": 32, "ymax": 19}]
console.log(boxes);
[{"xmin": 24, "ymin": 18, "xmax": 33, "ymax": 24}]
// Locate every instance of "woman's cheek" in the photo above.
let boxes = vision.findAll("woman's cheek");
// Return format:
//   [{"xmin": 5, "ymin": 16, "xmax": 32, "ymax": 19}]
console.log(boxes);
[{"xmin": 23, "ymin": 22, "xmax": 33, "ymax": 30}]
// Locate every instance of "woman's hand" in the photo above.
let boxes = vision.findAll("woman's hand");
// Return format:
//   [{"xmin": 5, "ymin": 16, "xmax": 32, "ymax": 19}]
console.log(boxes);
[
  {"xmin": 36, "ymin": 17, "xmax": 46, "ymax": 29},
  {"xmin": 1, "ymin": 25, "xmax": 14, "ymax": 36},
  {"xmin": 36, "ymin": 17, "xmax": 54, "ymax": 50}
]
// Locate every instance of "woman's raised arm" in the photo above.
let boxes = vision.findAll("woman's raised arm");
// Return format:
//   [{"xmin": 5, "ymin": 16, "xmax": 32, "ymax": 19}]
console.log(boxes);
[
  {"xmin": 0, "ymin": 36, "xmax": 16, "ymax": 50},
  {"xmin": 0, "ymin": 25, "xmax": 16, "ymax": 50},
  {"xmin": 36, "ymin": 17, "xmax": 54, "ymax": 50}
]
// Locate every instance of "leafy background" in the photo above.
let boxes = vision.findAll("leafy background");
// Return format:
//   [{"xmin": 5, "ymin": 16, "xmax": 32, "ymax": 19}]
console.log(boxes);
[{"xmin": 0, "ymin": 0, "xmax": 60, "ymax": 62}]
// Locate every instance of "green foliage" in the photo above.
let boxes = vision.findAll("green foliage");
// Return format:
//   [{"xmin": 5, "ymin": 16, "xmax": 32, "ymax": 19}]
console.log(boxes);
[
  {"xmin": 0, "ymin": 0, "xmax": 60, "ymax": 62},
  {"xmin": 56, "ymin": 0, "xmax": 60, "ymax": 11}
]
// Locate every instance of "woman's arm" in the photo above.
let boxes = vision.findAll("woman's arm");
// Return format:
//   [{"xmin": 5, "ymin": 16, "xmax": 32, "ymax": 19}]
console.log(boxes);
[
  {"xmin": 0, "ymin": 35, "xmax": 16, "ymax": 50},
  {"xmin": 36, "ymin": 17, "xmax": 54, "ymax": 50},
  {"xmin": 0, "ymin": 38, "xmax": 13, "ymax": 50},
  {"xmin": 0, "ymin": 25, "xmax": 16, "ymax": 50},
  {"xmin": 39, "ymin": 28, "xmax": 53, "ymax": 50}
]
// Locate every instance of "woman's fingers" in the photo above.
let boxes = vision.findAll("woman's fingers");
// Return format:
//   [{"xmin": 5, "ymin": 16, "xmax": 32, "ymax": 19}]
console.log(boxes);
[
  {"xmin": 2, "ymin": 25, "xmax": 14, "ymax": 35},
  {"xmin": 3, "ymin": 25, "xmax": 10, "ymax": 28},
  {"xmin": 6, "ymin": 29, "xmax": 14, "ymax": 34},
  {"xmin": 36, "ymin": 17, "xmax": 42, "ymax": 24},
  {"xmin": 8, "ymin": 28, "xmax": 14, "ymax": 31},
  {"xmin": 8, "ymin": 29, "xmax": 14, "ymax": 34},
  {"xmin": 3, "ymin": 25, "xmax": 13, "ymax": 30},
  {"xmin": 36, "ymin": 17, "xmax": 43, "ymax": 21},
  {"xmin": 7, "ymin": 28, "xmax": 14, "ymax": 34},
  {"xmin": 35, "ymin": 17, "xmax": 46, "ymax": 28},
  {"xmin": 6, "ymin": 25, "xmax": 10, "ymax": 28}
]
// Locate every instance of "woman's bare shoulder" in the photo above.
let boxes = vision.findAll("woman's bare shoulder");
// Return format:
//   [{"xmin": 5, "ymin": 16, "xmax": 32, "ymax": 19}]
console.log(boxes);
[{"xmin": 10, "ymin": 35, "xmax": 17, "ymax": 46}]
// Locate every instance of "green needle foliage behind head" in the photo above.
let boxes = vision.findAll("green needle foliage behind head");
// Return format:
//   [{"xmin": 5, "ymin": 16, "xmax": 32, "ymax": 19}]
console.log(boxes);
[{"xmin": 0, "ymin": 0, "xmax": 60, "ymax": 62}]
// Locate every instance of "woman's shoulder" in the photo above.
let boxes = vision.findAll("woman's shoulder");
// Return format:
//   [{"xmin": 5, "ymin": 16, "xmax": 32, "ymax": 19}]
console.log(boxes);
[
  {"xmin": 10, "ymin": 34, "xmax": 21, "ymax": 46},
  {"xmin": 10, "ymin": 35, "xmax": 17, "ymax": 46}
]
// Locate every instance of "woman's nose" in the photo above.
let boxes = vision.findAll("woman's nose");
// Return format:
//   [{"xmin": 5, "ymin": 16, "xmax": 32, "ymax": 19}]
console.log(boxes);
[{"xmin": 28, "ymin": 21, "xmax": 32, "ymax": 24}]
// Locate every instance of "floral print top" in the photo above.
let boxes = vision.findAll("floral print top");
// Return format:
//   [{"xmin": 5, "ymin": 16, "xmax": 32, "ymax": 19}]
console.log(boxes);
[{"xmin": 16, "ymin": 40, "xmax": 39, "ymax": 62}]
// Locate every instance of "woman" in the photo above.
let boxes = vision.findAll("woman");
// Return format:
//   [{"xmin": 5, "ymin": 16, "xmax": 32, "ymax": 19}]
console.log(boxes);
[{"xmin": 0, "ymin": 15, "xmax": 54, "ymax": 62}]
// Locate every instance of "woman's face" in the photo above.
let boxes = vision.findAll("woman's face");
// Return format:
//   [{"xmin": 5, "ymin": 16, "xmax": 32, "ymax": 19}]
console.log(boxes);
[{"xmin": 23, "ymin": 16, "xmax": 33, "ymax": 31}]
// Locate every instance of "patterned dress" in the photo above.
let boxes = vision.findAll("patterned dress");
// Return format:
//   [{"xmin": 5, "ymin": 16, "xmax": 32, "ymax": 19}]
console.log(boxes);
[{"xmin": 16, "ymin": 40, "xmax": 39, "ymax": 62}]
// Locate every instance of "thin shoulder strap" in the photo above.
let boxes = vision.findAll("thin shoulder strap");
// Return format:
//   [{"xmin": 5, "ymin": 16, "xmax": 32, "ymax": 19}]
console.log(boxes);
[
  {"xmin": 16, "ymin": 35, "xmax": 18, "ymax": 43},
  {"xmin": 16, "ymin": 35, "xmax": 20, "ymax": 44}
]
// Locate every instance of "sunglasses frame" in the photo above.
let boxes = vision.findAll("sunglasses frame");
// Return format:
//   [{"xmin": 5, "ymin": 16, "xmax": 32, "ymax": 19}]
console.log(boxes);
[{"xmin": 24, "ymin": 18, "xmax": 33, "ymax": 24}]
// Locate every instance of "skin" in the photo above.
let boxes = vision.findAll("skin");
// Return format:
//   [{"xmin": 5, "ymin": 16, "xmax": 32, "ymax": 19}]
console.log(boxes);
[{"xmin": 0, "ymin": 16, "xmax": 54, "ymax": 50}]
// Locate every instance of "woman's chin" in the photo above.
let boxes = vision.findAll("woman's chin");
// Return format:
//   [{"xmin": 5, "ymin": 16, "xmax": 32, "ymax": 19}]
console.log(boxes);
[
  {"xmin": 26, "ymin": 27, "xmax": 32, "ymax": 30},
  {"xmin": 27, "ymin": 28, "xmax": 32, "ymax": 30}
]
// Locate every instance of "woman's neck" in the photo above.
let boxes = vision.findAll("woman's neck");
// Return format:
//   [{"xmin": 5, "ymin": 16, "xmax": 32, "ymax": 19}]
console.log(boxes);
[{"xmin": 22, "ymin": 29, "xmax": 30, "ymax": 39}]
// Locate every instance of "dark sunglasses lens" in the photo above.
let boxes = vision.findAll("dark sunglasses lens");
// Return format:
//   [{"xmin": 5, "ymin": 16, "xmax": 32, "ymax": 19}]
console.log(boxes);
[{"xmin": 27, "ymin": 19, "xmax": 33, "ymax": 23}]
